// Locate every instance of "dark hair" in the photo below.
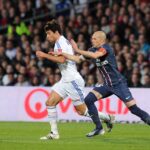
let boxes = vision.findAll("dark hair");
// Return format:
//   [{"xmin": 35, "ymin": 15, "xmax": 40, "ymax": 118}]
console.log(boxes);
[{"xmin": 44, "ymin": 19, "xmax": 61, "ymax": 34}]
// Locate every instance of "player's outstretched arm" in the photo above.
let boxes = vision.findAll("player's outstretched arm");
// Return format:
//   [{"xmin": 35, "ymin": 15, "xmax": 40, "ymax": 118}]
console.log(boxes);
[
  {"xmin": 36, "ymin": 50, "xmax": 66, "ymax": 63},
  {"xmin": 50, "ymin": 52, "xmax": 84, "ymax": 64},
  {"xmin": 62, "ymin": 53, "xmax": 85, "ymax": 63},
  {"xmin": 70, "ymin": 39, "xmax": 107, "ymax": 59}
]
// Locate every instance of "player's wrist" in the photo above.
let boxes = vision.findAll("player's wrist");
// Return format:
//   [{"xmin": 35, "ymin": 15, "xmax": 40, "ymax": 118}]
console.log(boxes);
[{"xmin": 76, "ymin": 48, "xmax": 81, "ymax": 53}]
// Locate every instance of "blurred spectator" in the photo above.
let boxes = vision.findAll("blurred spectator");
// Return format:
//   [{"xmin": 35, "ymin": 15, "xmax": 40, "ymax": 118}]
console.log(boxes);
[
  {"xmin": 117, "ymin": 61, "xmax": 125, "ymax": 75},
  {"xmin": 134, "ymin": 52, "xmax": 146, "ymax": 69},
  {"xmin": 2, "ymin": 64, "xmax": 14, "ymax": 85},
  {"xmin": 5, "ymin": 40, "xmax": 16, "ymax": 60},
  {"xmin": 54, "ymin": 73, "xmax": 61, "ymax": 82},
  {"xmin": 0, "ymin": 8, "xmax": 8, "ymax": 26},
  {"xmin": 142, "ymin": 74, "xmax": 150, "ymax": 87},
  {"xmin": 129, "ymin": 73, "xmax": 142, "ymax": 87},
  {"xmin": 77, "ymin": 33, "xmax": 86, "ymax": 49},
  {"xmin": 124, "ymin": 59, "xmax": 133, "ymax": 83},
  {"xmin": 101, "ymin": 16, "xmax": 111, "ymax": 34},
  {"xmin": 0, "ymin": 65, "xmax": 4, "ymax": 85},
  {"xmin": 53, "ymin": 0, "xmax": 72, "ymax": 16},
  {"xmin": 46, "ymin": 74, "xmax": 55, "ymax": 86},
  {"xmin": 30, "ymin": 76, "xmax": 41, "ymax": 86},
  {"xmin": 138, "ymin": 34, "xmax": 150, "ymax": 57},
  {"xmin": 35, "ymin": 0, "xmax": 50, "ymax": 16},
  {"xmin": 80, "ymin": 61, "xmax": 90, "ymax": 78},
  {"xmin": 15, "ymin": 74, "xmax": 30, "ymax": 86},
  {"xmin": 86, "ymin": 74, "xmax": 96, "ymax": 87},
  {"xmin": 18, "ymin": 1, "xmax": 30, "ymax": 20},
  {"xmin": 6, "ymin": 73, "xmax": 16, "ymax": 86},
  {"xmin": 7, "ymin": 16, "xmax": 30, "ymax": 36},
  {"xmin": 8, "ymin": 7, "xmax": 16, "ymax": 24},
  {"xmin": 0, "ymin": 0, "xmax": 149, "ymax": 87}
]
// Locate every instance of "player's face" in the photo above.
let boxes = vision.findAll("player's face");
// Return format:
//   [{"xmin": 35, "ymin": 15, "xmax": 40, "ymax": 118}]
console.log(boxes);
[
  {"xmin": 46, "ymin": 30, "xmax": 56, "ymax": 43},
  {"xmin": 91, "ymin": 34, "xmax": 101, "ymax": 47}
]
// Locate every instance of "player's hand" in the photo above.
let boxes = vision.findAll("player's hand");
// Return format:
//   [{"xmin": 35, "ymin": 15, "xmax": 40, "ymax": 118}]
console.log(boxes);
[
  {"xmin": 70, "ymin": 39, "xmax": 79, "ymax": 52},
  {"xmin": 36, "ymin": 50, "xmax": 46, "ymax": 58}
]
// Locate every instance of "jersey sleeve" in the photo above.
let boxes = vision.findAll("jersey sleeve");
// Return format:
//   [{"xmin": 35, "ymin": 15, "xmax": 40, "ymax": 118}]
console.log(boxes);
[
  {"xmin": 98, "ymin": 47, "xmax": 107, "ymax": 55},
  {"xmin": 88, "ymin": 47, "xmax": 96, "ymax": 52},
  {"xmin": 89, "ymin": 46, "xmax": 107, "ymax": 54}
]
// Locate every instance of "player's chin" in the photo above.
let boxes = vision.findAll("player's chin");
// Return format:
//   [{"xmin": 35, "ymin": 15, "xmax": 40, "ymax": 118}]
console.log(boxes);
[
  {"xmin": 47, "ymin": 39, "xmax": 54, "ymax": 43},
  {"xmin": 93, "ymin": 44, "xmax": 99, "ymax": 48}
]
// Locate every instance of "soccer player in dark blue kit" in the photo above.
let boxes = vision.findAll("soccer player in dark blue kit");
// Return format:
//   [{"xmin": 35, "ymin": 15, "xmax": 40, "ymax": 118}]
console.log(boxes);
[{"xmin": 55, "ymin": 31, "xmax": 150, "ymax": 137}]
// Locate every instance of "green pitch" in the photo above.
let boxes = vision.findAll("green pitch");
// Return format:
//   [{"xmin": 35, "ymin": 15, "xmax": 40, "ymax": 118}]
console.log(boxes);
[{"xmin": 0, "ymin": 122, "xmax": 150, "ymax": 150}]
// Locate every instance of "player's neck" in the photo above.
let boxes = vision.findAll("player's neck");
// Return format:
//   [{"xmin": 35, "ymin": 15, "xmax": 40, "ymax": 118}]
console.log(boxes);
[
  {"xmin": 96, "ymin": 42, "xmax": 105, "ymax": 48},
  {"xmin": 55, "ymin": 34, "xmax": 61, "ymax": 42}
]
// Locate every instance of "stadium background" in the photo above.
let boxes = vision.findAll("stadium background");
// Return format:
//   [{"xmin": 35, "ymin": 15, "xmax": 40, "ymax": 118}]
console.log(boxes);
[
  {"xmin": 0, "ymin": 0, "xmax": 150, "ymax": 88},
  {"xmin": 0, "ymin": 0, "xmax": 150, "ymax": 122},
  {"xmin": 0, "ymin": 1, "xmax": 150, "ymax": 150}
]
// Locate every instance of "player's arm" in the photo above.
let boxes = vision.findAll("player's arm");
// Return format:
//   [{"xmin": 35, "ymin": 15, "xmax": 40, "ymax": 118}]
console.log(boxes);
[
  {"xmin": 36, "ymin": 50, "xmax": 66, "ymax": 63},
  {"xmin": 70, "ymin": 39, "xmax": 107, "ymax": 59},
  {"xmin": 50, "ymin": 52, "xmax": 85, "ymax": 64},
  {"xmin": 62, "ymin": 53, "xmax": 85, "ymax": 63}
]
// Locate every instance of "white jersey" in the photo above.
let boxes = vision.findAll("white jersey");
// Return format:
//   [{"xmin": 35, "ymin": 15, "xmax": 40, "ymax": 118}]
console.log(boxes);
[{"xmin": 54, "ymin": 36, "xmax": 82, "ymax": 82}]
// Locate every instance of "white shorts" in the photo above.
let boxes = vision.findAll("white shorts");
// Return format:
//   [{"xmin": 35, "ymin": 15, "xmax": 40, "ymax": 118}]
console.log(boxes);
[{"xmin": 51, "ymin": 77, "xmax": 85, "ymax": 106}]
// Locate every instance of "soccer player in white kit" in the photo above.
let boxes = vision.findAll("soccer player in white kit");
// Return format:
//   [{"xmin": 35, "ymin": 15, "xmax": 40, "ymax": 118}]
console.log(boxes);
[{"xmin": 36, "ymin": 20, "xmax": 114, "ymax": 139}]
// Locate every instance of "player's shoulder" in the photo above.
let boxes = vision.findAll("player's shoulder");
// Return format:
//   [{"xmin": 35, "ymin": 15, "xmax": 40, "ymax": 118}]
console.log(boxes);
[
  {"xmin": 101, "ymin": 44, "xmax": 113, "ymax": 52},
  {"xmin": 59, "ymin": 36, "xmax": 71, "ymax": 47},
  {"xmin": 88, "ymin": 47, "xmax": 97, "ymax": 52},
  {"xmin": 101, "ymin": 43, "xmax": 109, "ymax": 49},
  {"xmin": 59, "ymin": 36, "xmax": 69, "ymax": 44},
  {"xmin": 56, "ymin": 36, "xmax": 73, "ymax": 52},
  {"xmin": 55, "ymin": 36, "xmax": 66, "ymax": 48}
]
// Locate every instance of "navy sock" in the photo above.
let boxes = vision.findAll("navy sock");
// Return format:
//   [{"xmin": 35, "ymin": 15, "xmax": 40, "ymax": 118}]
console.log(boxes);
[
  {"xmin": 84, "ymin": 92, "xmax": 103, "ymax": 130},
  {"xmin": 129, "ymin": 104, "xmax": 150, "ymax": 123}
]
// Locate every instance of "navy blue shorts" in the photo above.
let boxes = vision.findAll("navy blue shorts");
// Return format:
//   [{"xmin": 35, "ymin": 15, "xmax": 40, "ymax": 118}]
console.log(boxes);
[{"xmin": 93, "ymin": 81, "xmax": 133, "ymax": 102}]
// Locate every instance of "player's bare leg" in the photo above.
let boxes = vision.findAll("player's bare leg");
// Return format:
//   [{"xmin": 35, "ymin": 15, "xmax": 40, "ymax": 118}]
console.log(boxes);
[{"xmin": 40, "ymin": 91, "xmax": 63, "ymax": 140}]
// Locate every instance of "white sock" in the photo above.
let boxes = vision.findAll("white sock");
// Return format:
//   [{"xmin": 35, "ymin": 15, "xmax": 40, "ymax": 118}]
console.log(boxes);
[
  {"xmin": 98, "ymin": 111, "xmax": 110, "ymax": 121},
  {"xmin": 47, "ymin": 106, "xmax": 58, "ymax": 135},
  {"xmin": 83, "ymin": 107, "xmax": 110, "ymax": 121},
  {"xmin": 84, "ymin": 108, "xmax": 110, "ymax": 121},
  {"xmin": 83, "ymin": 107, "xmax": 90, "ymax": 117}
]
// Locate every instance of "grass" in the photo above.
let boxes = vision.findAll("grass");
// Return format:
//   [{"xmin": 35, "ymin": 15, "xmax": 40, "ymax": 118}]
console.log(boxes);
[{"xmin": 0, "ymin": 122, "xmax": 150, "ymax": 150}]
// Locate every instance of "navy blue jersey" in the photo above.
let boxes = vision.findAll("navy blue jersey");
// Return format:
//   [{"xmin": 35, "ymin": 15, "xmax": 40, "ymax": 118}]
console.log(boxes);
[{"xmin": 89, "ymin": 44, "xmax": 125, "ymax": 86}]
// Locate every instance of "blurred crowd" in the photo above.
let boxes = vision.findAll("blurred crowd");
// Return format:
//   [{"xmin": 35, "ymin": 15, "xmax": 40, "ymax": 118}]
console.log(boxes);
[{"xmin": 0, "ymin": 0, "xmax": 150, "ymax": 87}]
